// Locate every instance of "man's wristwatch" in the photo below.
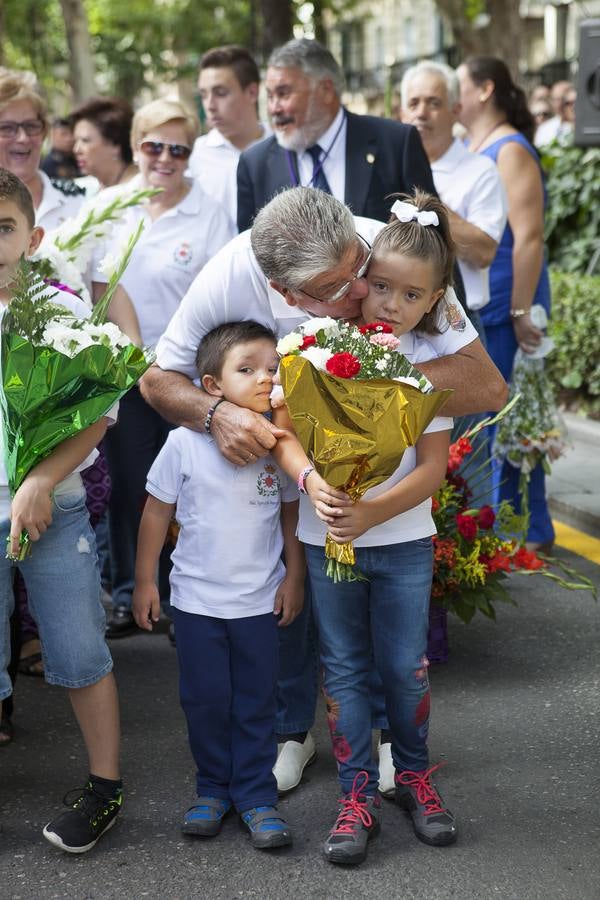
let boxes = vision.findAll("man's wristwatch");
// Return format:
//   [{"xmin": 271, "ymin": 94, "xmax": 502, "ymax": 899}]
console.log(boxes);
[{"xmin": 297, "ymin": 465, "xmax": 315, "ymax": 494}]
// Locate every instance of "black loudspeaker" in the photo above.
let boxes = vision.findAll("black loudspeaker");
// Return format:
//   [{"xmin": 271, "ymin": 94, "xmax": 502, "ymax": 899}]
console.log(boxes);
[{"xmin": 575, "ymin": 19, "xmax": 600, "ymax": 146}]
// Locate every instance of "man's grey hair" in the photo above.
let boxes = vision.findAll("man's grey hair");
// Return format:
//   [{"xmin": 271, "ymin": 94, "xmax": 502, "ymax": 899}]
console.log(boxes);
[
  {"xmin": 400, "ymin": 61, "xmax": 460, "ymax": 108},
  {"xmin": 251, "ymin": 187, "xmax": 357, "ymax": 289},
  {"xmin": 268, "ymin": 39, "xmax": 344, "ymax": 96}
]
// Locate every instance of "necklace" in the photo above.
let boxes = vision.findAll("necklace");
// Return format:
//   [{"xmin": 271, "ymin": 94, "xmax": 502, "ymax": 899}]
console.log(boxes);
[{"xmin": 468, "ymin": 119, "xmax": 508, "ymax": 153}]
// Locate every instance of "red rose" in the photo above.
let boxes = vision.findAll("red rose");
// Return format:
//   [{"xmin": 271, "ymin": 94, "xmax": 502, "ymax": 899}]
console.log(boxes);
[
  {"xmin": 477, "ymin": 505, "xmax": 496, "ymax": 529},
  {"xmin": 326, "ymin": 352, "xmax": 361, "ymax": 378},
  {"xmin": 359, "ymin": 321, "xmax": 393, "ymax": 335},
  {"xmin": 456, "ymin": 513, "xmax": 478, "ymax": 541},
  {"xmin": 300, "ymin": 334, "xmax": 316, "ymax": 349}
]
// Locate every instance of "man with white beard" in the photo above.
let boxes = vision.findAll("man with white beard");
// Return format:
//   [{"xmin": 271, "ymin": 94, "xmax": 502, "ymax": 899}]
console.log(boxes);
[{"xmin": 236, "ymin": 38, "xmax": 436, "ymax": 231}]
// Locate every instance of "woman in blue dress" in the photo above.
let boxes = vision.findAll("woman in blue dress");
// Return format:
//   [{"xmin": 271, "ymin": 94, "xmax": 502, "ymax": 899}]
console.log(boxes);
[{"xmin": 457, "ymin": 56, "xmax": 554, "ymax": 552}]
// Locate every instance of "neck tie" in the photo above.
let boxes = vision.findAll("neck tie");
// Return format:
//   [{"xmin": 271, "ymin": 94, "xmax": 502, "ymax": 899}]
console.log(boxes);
[{"xmin": 306, "ymin": 144, "xmax": 332, "ymax": 194}]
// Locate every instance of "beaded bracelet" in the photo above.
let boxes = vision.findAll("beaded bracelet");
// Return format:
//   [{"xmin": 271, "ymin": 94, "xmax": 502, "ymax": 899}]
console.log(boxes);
[{"xmin": 204, "ymin": 398, "xmax": 225, "ymax": 434}]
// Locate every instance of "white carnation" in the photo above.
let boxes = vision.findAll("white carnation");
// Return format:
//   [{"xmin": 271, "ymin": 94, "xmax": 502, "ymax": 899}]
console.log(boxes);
[
  {"xmin": 299, "ymin": 316, "xmax": 340, "ymax": 338},
  {"xmin": 276, "ymin": 331, "xmax": 303, "ymax": 355},
  {"xmin": 301, "ymin": 346, "xmax": 333, "ymax": 371}
]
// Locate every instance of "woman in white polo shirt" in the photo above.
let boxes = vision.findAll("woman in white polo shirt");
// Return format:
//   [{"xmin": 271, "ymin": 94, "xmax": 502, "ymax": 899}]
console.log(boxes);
[{"xmin": 93, "ymin": 98, "xmax": 236, "ymax": 640}]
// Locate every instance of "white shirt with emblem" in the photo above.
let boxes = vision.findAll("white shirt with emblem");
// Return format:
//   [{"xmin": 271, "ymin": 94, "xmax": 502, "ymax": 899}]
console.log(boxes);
[
  {"xmin": 188, "ymin": 124, "xmax": 271, "ymax": 225},
  {"xmin": 93, "ymin": 175, "xmax": 235, "ymax": 348},
  {"xmin": 431, "ymin": 139, "xmax": 507, "ymax": 311},
  {"xmin": 146, "ymin": 426, "xmax": 296, "ymax": 619},
  {"xmin": 35, "ymin": 170, "xmax": 86, "ymax": 231}
]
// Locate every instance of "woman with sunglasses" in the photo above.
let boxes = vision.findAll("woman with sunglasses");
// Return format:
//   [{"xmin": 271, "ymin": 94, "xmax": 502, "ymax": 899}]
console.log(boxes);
[
  {"xmin": 0, "ymin": 69, "xmax": 85, "ymax": 230},
  {"xmin": 93, "ymin": 98, "xmax": 236, "ymax": 642}
]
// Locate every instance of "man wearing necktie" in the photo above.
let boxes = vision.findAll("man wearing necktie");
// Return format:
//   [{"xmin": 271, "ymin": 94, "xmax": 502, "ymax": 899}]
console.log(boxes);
[{"xmin": 236, "ymin": 38, "xmax": 437, "ymax": 233}]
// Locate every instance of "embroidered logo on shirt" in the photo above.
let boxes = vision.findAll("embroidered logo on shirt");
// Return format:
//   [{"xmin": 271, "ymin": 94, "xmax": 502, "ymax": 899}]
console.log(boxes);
[
  {"xmin": 257, "ymin": 463, "xmax": 280, "ymax": 497},
  {"xmin": 445, "ymin": 301, "xmax": 466, "ymax": 332},
  {"xmin": 173, "ymin": 242, "xmax": 192, "ymax": 267}
]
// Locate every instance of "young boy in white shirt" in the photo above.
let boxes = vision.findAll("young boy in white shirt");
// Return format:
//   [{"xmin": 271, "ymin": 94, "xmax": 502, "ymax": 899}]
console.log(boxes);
[
  {"xmin": 132, "ymin": 320, "xmax": 304, "ymax": 849},
  {"xmin": 0, "ymin": 167, "xmax": 123, "ymax": 854}
]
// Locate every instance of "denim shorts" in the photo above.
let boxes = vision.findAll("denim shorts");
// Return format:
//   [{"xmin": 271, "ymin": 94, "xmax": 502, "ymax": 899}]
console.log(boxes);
[{"xmin": 0, "ymin": 474, "xmax": 113, "ymax": 699}]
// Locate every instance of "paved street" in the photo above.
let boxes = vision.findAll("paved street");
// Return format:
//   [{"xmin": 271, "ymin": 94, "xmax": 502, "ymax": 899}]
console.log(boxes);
[{"xmin": 1, "ymin": 543, "xmax": 598, "ymax": 900}]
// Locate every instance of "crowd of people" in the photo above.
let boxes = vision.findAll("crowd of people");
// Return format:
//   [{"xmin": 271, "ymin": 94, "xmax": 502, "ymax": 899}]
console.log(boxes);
[{"xmin": 0, "ymin": 39, "xmax": 573, "ymax": 864}]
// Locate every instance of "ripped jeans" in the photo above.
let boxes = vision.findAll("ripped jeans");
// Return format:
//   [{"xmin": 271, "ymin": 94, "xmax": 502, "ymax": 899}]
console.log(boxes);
[
  {"xmin": 0, "ymin": 473, "xmax": 112, "ymax": 700},
  {"xmin": 305, "ymin": 538, "xmax": 433, "ymax": 795}
]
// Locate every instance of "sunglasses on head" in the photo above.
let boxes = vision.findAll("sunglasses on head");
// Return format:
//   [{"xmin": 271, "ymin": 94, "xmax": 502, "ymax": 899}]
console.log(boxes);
[{"xmin": 139, "ymin": 140, "xmax": 192, "ymax": 160}]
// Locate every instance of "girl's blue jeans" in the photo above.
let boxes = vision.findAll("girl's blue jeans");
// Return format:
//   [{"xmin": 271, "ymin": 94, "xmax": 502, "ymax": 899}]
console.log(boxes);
[{"xmin": 305, "ymin": 538, "xmax": 433, "ymax": 796}]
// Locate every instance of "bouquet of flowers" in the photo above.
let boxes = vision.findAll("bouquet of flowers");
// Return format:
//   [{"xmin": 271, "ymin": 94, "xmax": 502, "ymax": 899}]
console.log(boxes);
[
  {"xmin": 30, "ymin": 184, "xmax": 159, "ymax": 305},
  {"xmin": 493, "ymin": 306, "xmax": 568, "ymax": 495},
  {"xmin": 0, "ymin": 221, "xmax": 154, "ymax": 560},
  {"xmin": 432, "ymin": 415, "xmax": 595, "ymax": 624},
  {"xmin": 277, "ymin": 318, "xmax": 452, "ymax": 581}
]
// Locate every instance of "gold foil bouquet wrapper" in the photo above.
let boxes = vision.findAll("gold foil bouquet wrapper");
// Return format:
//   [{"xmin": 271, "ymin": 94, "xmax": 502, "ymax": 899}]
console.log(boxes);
[{"xmin": 280, "ymin": 355, "xmax": 452, "ymax": 581}]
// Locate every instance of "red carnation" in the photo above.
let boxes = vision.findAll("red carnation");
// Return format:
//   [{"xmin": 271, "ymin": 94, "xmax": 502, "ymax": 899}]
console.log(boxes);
[
  {"xmin": 326, "ymin": 352, "xmax": 361, "ymax": 378},
  {"xmin": 456, "ymin": 513, "xmax": 478, "ymax": 541},
  {"xmin": 477, "ymin": 505, "xmax": 496, "ymax": 529},
  {"xmin": 300, "ymin": 334, "xmax": 316, "ymax": 349},
  {"xmin": 359, "ymin": 321, "xmax": 393, "ymax": 335}
]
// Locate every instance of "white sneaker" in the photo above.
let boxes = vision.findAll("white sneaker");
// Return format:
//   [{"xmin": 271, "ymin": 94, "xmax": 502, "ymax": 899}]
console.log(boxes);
[
  {"xmin": 273, "ymin": 732, "xmax": 317, "ymax": 793},
  {"xmin": 377, "ymin": 742, "xmax": 396, "ymax": 799}
]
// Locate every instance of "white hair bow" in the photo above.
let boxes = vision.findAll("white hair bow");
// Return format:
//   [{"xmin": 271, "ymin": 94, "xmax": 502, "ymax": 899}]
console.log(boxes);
[{"xmin": 390, "ymin": 200, "xmax": 439, "ymax": 227}]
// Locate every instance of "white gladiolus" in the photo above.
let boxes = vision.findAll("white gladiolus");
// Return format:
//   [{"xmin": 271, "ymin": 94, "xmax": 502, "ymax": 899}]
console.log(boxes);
[
  {"xmin": 276, "ymin": 331, "xmax": 303, "ymax": 355},
  {"xmin": 394, "ymin": 376, "xmax": 422, "ymax": 390},
  {"xmin": 42, "ymin": 318, "xmax": 132, "ymax": 357},
  {"xmin": 97, "ymin": 251, "xmax": 120, "ymax": 280},
  {"xmin": 301, "ymin": 345, "xmax": 333, "ymax": 371}
]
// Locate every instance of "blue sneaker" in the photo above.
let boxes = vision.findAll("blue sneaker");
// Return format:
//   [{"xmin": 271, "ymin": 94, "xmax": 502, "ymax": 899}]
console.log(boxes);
[
  {"xmin": 240, "ymin": 806, "xmax": 292, "ymax": 849},
  {"xmin": 182, "ymin": 797, "xmax": 231, "ymax": 837}
]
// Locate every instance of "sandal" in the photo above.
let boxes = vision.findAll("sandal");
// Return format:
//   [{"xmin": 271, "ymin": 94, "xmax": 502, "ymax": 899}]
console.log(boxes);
[
  {"xmin": 18, "ymin": 651, "xmax": 44, "ymax": 677},
  {"xmin": 0, "ymin": 715, "xmax": 14, "ymax": 746}
]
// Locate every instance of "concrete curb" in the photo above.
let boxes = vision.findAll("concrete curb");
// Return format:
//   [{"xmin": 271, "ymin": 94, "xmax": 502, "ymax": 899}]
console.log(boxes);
[{"xmin": 548, "ymin": 413, "xmax": 600, "ymax": 538}]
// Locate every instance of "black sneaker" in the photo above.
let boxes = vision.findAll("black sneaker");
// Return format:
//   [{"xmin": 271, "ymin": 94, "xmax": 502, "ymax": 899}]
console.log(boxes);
[
  {"xmin": 323, "ymin": 771, "xmax": 380, "ymax": 866},
  {"xmin": 43, "ymin": 782, "xmax": 122, "ymax": 853},
  {"xmin": 105, "ymin": 604, "xmax": 136, "ymax": 639},
  {"xmin": 395, "ymin": 763, "xmax": 457, "ymax": 846}
]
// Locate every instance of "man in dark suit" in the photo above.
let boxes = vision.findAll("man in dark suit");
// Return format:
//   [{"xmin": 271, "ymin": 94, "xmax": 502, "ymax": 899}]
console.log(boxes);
[{"xmin": 237, "ymin": 38, "xmax": 436, "ymax": 232}]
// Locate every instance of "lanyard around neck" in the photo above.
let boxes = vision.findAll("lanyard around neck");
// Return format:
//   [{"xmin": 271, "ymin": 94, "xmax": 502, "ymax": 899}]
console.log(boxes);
[{"xmin": 285, "ymin": 110, "xmax": 346, "ymax": 188}]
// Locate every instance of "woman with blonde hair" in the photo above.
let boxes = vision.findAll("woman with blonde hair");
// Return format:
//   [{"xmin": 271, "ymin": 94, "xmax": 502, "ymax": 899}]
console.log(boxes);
[{"xmin": 93, "ymin": 97, "xmax": 235, "ymax": 640}]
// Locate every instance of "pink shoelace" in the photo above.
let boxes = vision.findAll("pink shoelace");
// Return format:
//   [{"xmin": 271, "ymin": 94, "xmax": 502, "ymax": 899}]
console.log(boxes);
[
  {"xmin": 396, "ymin": 762, "xmax": 446, "ymax": 816},
  {"xmin": 331, "ymin": 771, "xmax": 374, "ymax": 834}
]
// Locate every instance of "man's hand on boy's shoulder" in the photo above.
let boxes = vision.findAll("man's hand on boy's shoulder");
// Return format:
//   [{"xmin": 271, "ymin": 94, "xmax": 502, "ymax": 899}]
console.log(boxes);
[
  {"xmin": 9, "ymin": 474, "xmax": 54, "ymax": 555},
  {"xmin": 273, "ymin": 575, "xmax": 304, "ymax": 627},
  {"xmin": 211, "ymin": 400, "xmax": 286, "ymax": 467}
]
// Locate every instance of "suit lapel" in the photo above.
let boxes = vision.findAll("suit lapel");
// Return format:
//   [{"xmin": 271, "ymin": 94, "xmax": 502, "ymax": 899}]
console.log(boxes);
[
  {"xmin": 344, "ymin": 111, "xmax": 377, "ymax": 215},
  {"xmin": 266, "ymin": 140, "xmax": 296, "ymax": 195}
]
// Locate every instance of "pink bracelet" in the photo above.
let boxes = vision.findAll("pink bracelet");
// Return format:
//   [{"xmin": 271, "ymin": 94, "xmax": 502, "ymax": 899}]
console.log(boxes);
[{"xmin": 297, "ymin": 466, "xmax": 315, "ymax": 494}]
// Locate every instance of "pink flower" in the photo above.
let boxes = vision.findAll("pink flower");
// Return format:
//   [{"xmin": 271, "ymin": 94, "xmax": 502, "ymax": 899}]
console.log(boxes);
[{"xmin": 369, "ymin": 332, "xmax": 402, "ymax": 350}]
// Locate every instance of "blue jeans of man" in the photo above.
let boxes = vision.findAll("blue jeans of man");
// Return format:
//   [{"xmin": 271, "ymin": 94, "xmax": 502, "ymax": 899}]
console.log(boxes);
[{"xmin": 305, "ymin": 539, "xmax": 433, "ymax": 796}]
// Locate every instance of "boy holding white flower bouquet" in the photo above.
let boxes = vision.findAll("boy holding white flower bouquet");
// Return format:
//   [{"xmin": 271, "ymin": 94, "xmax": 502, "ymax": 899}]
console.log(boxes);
[{"xmin": 0, "ymin": 168, "xmax": 130, "ymax": 854}]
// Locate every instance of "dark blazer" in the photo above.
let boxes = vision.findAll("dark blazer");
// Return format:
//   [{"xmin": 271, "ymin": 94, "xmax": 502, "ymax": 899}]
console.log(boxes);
[{"xmin": 237, "ymin": 110, "xmax": 437, "ymax": 232}]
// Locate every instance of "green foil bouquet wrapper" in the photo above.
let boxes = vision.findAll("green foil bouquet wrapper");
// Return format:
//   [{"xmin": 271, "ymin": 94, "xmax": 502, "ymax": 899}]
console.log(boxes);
[
  {"xmin": 0, "ymin": 223, "xmax": 154, "ymax": 560},
  {"xmin": 279, "ymin": 353, "xmax": 452, "ymax": 581}
]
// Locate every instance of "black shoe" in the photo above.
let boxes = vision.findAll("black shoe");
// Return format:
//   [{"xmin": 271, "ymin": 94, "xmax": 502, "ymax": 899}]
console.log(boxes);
[
  {"xmin": 43, "ymin": 782, "xmax": 122, "ymax": 853},
  {"xmin": 105, "ymin": 604, "xmax": 136, "ymax": 639}
]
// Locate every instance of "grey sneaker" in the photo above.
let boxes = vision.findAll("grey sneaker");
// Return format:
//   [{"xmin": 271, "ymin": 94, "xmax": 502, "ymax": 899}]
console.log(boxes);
[
  {"xmin": 323, "ymin": 771, "xmax": 381, "ymax": 866},
  {"xmin": 395, "ymin": 763, "xmax": 457, "ymax": 846}
]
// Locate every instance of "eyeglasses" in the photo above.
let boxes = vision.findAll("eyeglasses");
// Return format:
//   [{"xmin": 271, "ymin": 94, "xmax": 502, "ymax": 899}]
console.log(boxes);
[
  {"xmin": 563, "ymin": 99, "xmax": 576, "ymax": 108},
  {"xmin": 0, "ymin": 119, "xmax": 45, "ymax": 139},
  {"xmin": 139, "ymin": 140, "xmax": 192, "ymax": 160},
  {"xmin": 296, "ymin": 235, "xmax": 373, "ymax": 305}
]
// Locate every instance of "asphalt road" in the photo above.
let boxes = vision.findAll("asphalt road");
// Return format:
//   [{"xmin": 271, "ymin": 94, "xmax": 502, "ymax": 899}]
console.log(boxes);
[{"xmin": 1, "ymin": 546, "xmax": 599, "ymax": 900}]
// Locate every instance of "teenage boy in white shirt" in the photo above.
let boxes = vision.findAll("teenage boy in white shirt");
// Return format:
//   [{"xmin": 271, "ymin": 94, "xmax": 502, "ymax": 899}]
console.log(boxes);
[{"xmin": 188, "ymin": 45, "xmax": 270, "ymax": 225}]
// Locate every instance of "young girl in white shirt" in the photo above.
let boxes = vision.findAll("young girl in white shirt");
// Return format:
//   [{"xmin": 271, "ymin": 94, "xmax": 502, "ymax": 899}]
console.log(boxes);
[{"xmin": 274, "ymin": 190, "xmax": 459, "ymax": 866}]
